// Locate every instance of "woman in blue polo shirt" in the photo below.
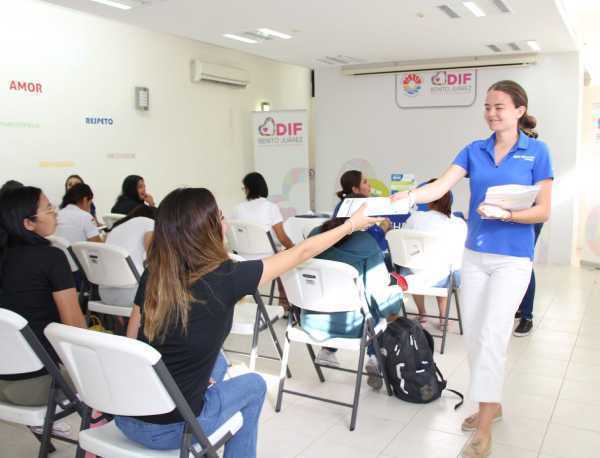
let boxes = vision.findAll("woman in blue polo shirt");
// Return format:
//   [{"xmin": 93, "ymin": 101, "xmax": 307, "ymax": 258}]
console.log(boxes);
[{"xmin": 391, "ymin": 80, "xmax": 553, "ymax": 458}]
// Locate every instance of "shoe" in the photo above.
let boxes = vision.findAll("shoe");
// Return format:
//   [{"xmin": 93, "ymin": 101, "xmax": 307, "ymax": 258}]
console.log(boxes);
[
  {"xmin": 513, "ymin": 318, "xmax": 533, "ymax": 337},
  {"xmin": 315, "ymin": 348, "xmax": 340, "ymax": 367},
  {"xmin": 514, "ymin": 309, "xmax": 522, "ymax": 320},
  {"xmin": 30, "ymin": 421, "xmax": 72, "ymax": 438},
  {"xmin": 461, "ymin": 436, "xmax": 492, "ymax": 458},
  {"xmin": 461, "ymin": 407, "xmax": 503, "ymax": 432},
  {"xmin": 365, "ymin": 358, "xmax": 383, "ymax": 390}
]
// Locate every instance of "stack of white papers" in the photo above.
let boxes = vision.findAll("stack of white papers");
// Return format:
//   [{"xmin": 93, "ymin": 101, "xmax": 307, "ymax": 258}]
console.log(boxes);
[
  {"xmin": 335, "ymin": 197, "xmax": 410, "ymax": 217},
  {"xmin": 483, "ymin": 184, "xmax": 540, "ymax": 211}
]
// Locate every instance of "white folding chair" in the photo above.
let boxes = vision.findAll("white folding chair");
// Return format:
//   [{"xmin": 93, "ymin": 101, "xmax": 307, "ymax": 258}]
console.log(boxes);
[
  {"xmin": 386, "ymin": 229, "xmax": 465, "ymax": 354},
  {"xmin": 46, "ymin": 235, "xmax": 80, "ymax": 273},
  {"xmin": 283, "ymin": 216, "xmax": 329, "ymax": 245},
  {"xmin": 275, "ymin": 259, "xmax": 392, "ymax": 431},
  {"xmin": 226, "ymin": 220, "xmax": 281, "ymax": 304},
  {"xmin": 0, "ymin": 309, "xmax": 84, "ymax": 458},
  {"xmin": 70, "ymin": 242, "xmax": 140, "ymax": 320},
  {"xmin": 102, "ymin": 213, "xmax": 126, "ymax": 229},
  {"xmin": 44, "ymin": 323, "xmax": 242, "ymax": 458},
  {"xmin": 225, "ymin": 254, "xmax": 291, "ymax": 378}
]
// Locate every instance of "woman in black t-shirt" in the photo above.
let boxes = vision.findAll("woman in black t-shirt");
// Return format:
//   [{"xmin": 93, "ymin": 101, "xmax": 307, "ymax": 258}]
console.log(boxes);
[
  {"xmin": 111, "ymin": 175, "xmax": 156, "ymax": 215},
  {"xmin": 0, "ymin": 187, "xmax": 86, "ymax": 406},
  {"xmin": 117, "ymin": 187, "xmax": 379, "ymax": 458}
]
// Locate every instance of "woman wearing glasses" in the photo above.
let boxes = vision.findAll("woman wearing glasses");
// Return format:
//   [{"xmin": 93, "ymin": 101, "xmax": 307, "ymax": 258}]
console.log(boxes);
[{"xmin": 0, "ymin": 187, "xmax": 86, "ymax": 407}]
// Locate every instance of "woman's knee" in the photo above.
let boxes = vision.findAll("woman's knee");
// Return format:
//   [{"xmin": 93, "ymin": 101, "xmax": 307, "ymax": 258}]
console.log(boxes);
[{"xmin": 243, "ymin": 373, "xmax": 267, "ymax": 399}]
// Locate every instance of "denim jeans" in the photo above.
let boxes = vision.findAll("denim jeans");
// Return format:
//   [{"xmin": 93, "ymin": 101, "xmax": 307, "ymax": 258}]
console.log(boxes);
[
  {"xmin": 115, "ymin": 353, "xmax": 266, "ymax": 458},
  {"xmin": 518, "ymin": 223, "xmax": 543, "ymax": 320}
]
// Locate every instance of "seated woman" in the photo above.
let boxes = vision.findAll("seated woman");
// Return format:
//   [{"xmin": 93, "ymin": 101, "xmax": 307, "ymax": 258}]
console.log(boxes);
[
  {"xmin": 335, "ymin": 170, "xmax": 393, "ymax": 269},
  {"xmin": 55, "ymin": 183, "xmax": 102, "ymax": 244},
  {"xmin": 232, "ymin": 172, "xmax": 294, "ymax": 250},
  {"xmin": 64, "ymin": 174, "xmax": 97, "ymax": 221},
  {"xmin": 99, "ymin": 205, "xmax": 157, "ymax": 307},
  {"xmin": 0, "ymin": 187, "xmax": 86, "ymax": 407},
  {"xmin": 120, "ymin": 187, "xmax": 377, "ymax": 458},
  {"xmin": 400, "ymin": 179, "xmax": 467, "ymax": 329},
  {"xmin": 303, "ymin": 218, "xmax": 403, "ymax": 387},
  {"xmin": 111, "ymin": 175, "xmax": 156, "ymax": 215}
]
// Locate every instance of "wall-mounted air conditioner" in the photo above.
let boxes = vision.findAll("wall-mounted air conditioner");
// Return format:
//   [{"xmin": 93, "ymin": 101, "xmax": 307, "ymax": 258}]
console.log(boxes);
[
  {"xmin": 341, "ymin": 53, "xmax": 538, "ymax": 76},
  {"xmin": 190, "ymin": 60, "xmax": 249, "ymax": 87}
]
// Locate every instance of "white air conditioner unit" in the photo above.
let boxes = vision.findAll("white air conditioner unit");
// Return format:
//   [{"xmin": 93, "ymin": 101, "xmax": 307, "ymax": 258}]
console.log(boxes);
[
  {"xmin": 341, "ymin": 53, "xmax": 538, "ymax": 76},
  {"xmin": 190, "ymin": 60, "xmax": 249, "ymax": 87}
]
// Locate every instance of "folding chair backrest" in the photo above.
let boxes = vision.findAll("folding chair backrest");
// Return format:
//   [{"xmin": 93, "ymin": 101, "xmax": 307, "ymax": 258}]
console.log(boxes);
[
  {"xmin": 284, "ymin": 216, "xmax": 329, "ymax": 244},
  {"xmin": 44, "ymin": 323, "xmax": 175, "ymax": 416},
  {"xmin": 102, "ymin": 213, "xmax": 125, "ymax": 229},
  {"xmin": 47, "ymin": 234, "xmax": 79, "ymax": 273},
  {"xmin": 0, "ymin": 308, "xmax": 43, "ymax": 375},
  {"xmin": 387, "ymin": 229, "xmax": 457, "ymax": 271},
  {"xmin": 280, "ymin": 258, "xmax": 364, "ymax": 313},
  {"xmin": 71, "ymin": 242, "xmax": 139, "ymax": 288},
  {"xmin": 226, "ymin": 220, "xmax": 276, "ymax": 260}
]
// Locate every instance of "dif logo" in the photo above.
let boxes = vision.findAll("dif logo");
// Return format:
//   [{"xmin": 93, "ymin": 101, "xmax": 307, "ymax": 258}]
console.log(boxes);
[
  {"xmin": 402, "ymin": 73, "xmax": 423, "ymax": 96},
  {"xmin": 431, "ymin": 71, "xmax": 473, "ymax": 86},
  {"xmin": 258, "ymin": 117, "xmax": 303, "ymax": 137}
]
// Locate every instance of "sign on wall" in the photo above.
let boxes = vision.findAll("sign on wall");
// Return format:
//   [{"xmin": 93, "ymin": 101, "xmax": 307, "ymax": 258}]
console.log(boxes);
[
  {"xmin": 395, "ymin": 69, "xmax": 477, "ymax": 109},
  {"xmin": 252, "ymin": 110, "xmax": 310, "ymax": 217}
]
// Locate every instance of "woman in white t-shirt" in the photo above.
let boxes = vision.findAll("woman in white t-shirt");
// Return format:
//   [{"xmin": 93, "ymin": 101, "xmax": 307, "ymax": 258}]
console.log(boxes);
[
  {"xmin": 99, "ymin": 205, "xmax": 156, "ymax": 307},
  {"xmin": 231, "ymin": 172, "xmax": 294, "ymax": 249},
  {"xmin": 400, "ymin": 179, "xmax": 467, "ymax": 329},
  {"xmin": 55, "ymin": 183, "xmax": 102, "ymax": 244}
]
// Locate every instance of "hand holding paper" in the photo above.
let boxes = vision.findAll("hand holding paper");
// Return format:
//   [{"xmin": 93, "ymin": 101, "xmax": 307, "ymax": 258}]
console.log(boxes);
[{"xmin": 483, "ymin": 184, "xmax": 540, "ymax": 211}]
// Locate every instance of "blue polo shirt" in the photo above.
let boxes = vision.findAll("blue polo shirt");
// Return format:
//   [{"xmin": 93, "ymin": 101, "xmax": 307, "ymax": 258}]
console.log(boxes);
[{"xmin": 453, "ymin": 130, "xmax": 553, "ymax": 260}]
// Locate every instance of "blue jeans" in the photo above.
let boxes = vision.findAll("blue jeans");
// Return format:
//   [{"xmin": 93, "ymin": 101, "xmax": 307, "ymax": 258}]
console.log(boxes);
[
  {"xmin": 518, "ymin": 223, "xmax": 543, "ymax": 320},
  {"xmin": 115, "ymin": 353, "xmax": 266, "ymax": 458}
]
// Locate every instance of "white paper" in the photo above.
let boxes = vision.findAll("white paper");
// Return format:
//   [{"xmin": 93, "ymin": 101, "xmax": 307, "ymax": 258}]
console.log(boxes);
[
  {"xmin": 483, "ymin": 184, "xmax": 540, "ymax": 211},
  {"xmin": 335, "ymin": 197, "xmax": 410, "ymax": 217}
]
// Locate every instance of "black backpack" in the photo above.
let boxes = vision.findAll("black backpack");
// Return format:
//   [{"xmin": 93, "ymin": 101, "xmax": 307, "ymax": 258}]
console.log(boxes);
[{"xmin": 379, "ymin": 318, "xmax": 463, "ymax": 409}]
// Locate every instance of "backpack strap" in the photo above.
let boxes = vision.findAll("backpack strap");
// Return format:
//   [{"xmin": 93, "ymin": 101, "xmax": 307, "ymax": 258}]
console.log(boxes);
[{"xmin": 435, "ymin": 365, "xmax": 464, "ymax": 410}]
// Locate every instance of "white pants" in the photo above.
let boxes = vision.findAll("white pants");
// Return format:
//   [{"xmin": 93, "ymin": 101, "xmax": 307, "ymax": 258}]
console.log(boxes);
[{"xmin": 460, "ymin": 249, "xmax": 532, "ymax": 403}]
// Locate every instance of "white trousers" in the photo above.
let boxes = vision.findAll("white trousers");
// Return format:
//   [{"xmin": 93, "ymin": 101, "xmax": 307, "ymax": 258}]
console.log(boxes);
[{"xmin": 460, "ymin": 249, "xmax": 532, "ymax": 403}]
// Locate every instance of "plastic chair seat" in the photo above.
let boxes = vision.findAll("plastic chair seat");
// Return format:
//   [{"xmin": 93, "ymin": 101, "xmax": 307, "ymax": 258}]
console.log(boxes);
[
  {"xmin": 230, "ymin": 302, "xmax": 282, "ymax": 336},
  {"xmin": 79, "ymin": 413, "xmax": 243, "ymax": 458},
  {"xmin": 404, "ymin": 274, "xmax": 449, "ymax": 298},
  {"xmin": 0, "ymin": 401, "xmax": 47, "ymax": 426},
  {"xmin": 287, "ymin": 318, "xmax": 387, "ymax": 351},
  {"xmin": 88, "ymin": 301, "xmax": 133, "ymax": 318}
]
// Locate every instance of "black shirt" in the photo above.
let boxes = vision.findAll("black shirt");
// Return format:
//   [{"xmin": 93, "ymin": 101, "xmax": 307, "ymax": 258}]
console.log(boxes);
[
  {"xmin": 133, "ymin": 259, "xmax": 263, "ymax": 424},
  {"xmin": 111, "ymin": 196, "xmax": 145, "ymax": 215},
  {"xmin": 0, "ymin": 244, "xmax": 75, "ymax": 380}
]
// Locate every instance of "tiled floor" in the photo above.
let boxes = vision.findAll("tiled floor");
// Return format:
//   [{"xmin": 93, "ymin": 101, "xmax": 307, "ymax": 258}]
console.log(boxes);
[{"xmin": 2, "ymin": 264, "xmax": 600, "ymax": 457}]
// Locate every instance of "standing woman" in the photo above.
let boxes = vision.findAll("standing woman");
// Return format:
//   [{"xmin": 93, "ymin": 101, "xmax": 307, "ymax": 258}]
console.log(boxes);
[
  {"xmin": 111, "ymin": 175, "xmax": 155, "ymax": 215},
  {"xmin": 391, "ymin": 80, "xmax": 553, "ymax": 457}
]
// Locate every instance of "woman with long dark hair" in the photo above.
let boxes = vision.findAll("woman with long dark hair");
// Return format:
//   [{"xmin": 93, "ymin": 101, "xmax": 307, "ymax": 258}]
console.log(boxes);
[
  {"xmin": 0, "ymin": 187, "xmax": 85, "ymax": 406},
  {"xmin": 391, "ymin": 80, "xmax": 553, "ymax": 457},
  {"xmin": 111, "ymin": 175, "xmax": 155, "ymax": 215},
  {"xmin": 56, "ymin": 183, "xmax": 102, "ymax": 244},
  {"xmin": 118, "ymin": 187, "xmax": 378, "ymax": 457}
]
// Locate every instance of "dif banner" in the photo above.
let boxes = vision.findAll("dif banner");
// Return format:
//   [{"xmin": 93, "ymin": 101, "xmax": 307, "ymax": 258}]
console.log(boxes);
[
  {"xmin": 395, "ymin": 68, "xmax": 477, "ymax": 109},
  {"xmin": 252, "ymin": 110, "xmax": 310, "ymax": 217}
]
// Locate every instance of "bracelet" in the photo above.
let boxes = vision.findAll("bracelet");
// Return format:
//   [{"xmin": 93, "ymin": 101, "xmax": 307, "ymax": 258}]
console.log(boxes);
[
  {"xmin": 346, "ymin": 219, "xmax": 355, "ymax": 234},
  {"xmin": 503, "ymin": 210, "xmax": 513, "ymax": 222},
  {"xmin": 407, "ymin": 190, "xmax": 415, "ymax": 208}
]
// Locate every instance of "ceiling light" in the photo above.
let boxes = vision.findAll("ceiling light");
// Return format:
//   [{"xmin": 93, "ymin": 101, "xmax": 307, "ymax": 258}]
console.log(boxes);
[
  {"xmin": 487, "ymin": 44, "xmax": 502, "ymax": 52},
  {"xmin": 492, "ymin": 0, "xmax": 512, "ymax": 13},
  {"xmin": 438, "ymin": 5, "xmax": 460, "ymax": 18},
  {"xmin": 508, "ymin": 42, "xmax": 520, "ymax": 51},
  {"xmin": 89, "ymin": 0, "xmax": 132, "ymax": 9},
  {"xmin": 257, "ymin": 28, "xmax": 292, "ymax": 40},
  {"xmin": 526, "ymin": 40, "xmax": 541, "ymax": 51},
  {"xmin": 463, "ymin": 1, "xmax": 486, "ymax": 17},
  {"xmin": 223, "ymin": 34, "xmax": 258, "ymax": 44}
]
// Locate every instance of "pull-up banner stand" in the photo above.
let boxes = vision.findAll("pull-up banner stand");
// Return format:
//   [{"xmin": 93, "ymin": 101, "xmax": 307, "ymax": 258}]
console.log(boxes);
[{"xmin": 252, "ymin": 109, "xmax": 310, "ymax": 217}]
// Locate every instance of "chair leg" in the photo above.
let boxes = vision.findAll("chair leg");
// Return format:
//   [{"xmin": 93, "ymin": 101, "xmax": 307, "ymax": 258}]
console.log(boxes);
[
  {"xmin": 454, "ymin": 288, "xmax": 464, "ymax": 335},
  {"xmin": 75, "ymin": 405, "xmax": 92, "ymax": 458},
  {"xmin": 275, "ymin": 327, "xmax": 292, "ymax": 412},
  {"xmin": 249, "ymin": 307, "xmax": 261, "ymax": 372},
  {"xmin": 256, "ymin": 293, "xmax": 292, "ymax": 378},
  {"xmin": 440, "ymin": 294, "xmax": 452, "ymax": 355},
  {"xmin": 305, "ymin": 344, "xmax": 325, "ymax": 383},
  {"xmin": 38, "ymin": 382, "xmax": 58, "ymax": 458},
  {"xmin": 350, "ymin": 327, "xmax": 367, "ymax": 431},
  {"xmin": 369, "ymin": 323, "xmax": 392, "ymax": 397},
  {"xmin": 268, "ymin": 280, "xmax": 276, "ymax": 305}
]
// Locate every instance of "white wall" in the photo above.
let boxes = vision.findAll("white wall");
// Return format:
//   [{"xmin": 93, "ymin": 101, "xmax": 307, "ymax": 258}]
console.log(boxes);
[
  {"xmin": 0, "ymin": 0, "xmax": 311, "ymax": 217},
  {"xmin": 314, "ymin": 53, "xmax": 582, "ymax": 265}
]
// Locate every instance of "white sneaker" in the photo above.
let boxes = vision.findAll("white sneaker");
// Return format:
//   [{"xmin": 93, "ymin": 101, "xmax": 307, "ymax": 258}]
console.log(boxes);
[
  {"xmin": 30, "ymin": 421, "xmax": 71, "ymax": 438},
  {"xmin": 315, "ymin": 348, "xmax": 340, "ymax": 367},
  {"xmin": 365, "ymin": 357, "xmax": 383, "ymax": 390}
]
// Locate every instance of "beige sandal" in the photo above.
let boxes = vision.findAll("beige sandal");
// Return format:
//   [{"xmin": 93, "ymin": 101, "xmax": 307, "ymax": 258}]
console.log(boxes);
[
  {"xmin": 461, "ymin": 436, "xmax": 492, "ymax": 457},
  {"xmin": 461, "ymin": 406, "xmax": 503, "ymax": 432}
]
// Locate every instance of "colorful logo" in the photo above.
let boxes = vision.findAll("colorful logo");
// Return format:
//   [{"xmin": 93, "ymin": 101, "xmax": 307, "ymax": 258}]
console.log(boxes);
[
  {"xmin": 402, "ymin": 73, "xmax": 423, "ymax": 96},
  {"xmin": 258, "ymin": 117, "xmax": 303, "ymax": 137}
]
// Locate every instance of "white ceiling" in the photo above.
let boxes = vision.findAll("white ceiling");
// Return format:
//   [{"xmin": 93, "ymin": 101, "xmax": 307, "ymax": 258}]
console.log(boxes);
[{"xmin": 42, "ymin": 0, "xmax": 578, "ymax": 68}]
